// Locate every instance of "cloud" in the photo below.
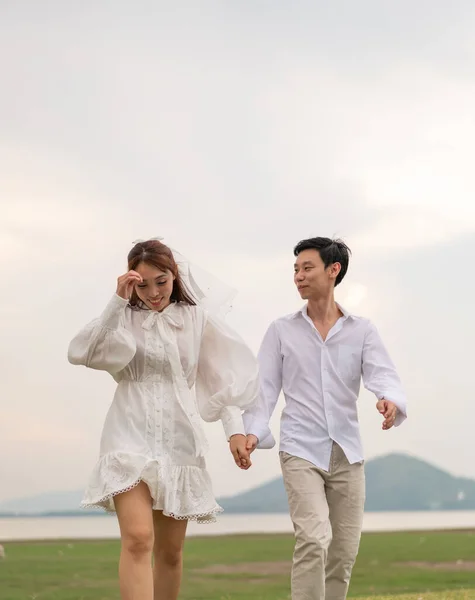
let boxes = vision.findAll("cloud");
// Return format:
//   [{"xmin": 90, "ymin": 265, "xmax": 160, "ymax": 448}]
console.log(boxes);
[{"xmin": 1, "ymin": 0, "xmax": 474, "ymax": 503}]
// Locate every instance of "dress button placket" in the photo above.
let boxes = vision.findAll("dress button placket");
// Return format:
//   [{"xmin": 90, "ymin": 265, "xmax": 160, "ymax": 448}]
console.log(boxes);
[{"xmin": 155, "ymin": 342, "xmax": 163, "ymax": 457}]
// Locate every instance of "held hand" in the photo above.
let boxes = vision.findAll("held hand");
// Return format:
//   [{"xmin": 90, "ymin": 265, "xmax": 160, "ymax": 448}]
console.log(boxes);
[
  {"xmin": 229, "ymin": 434, "xmax": 252, "ymax": 470},
  {"xmin": 116, "ymin": 270, "xmax": 143, "ymax": 300},
  {"xmin": 246, "ymin": 434, "xmax": 258, "ymax": 454},
  {"xmin": 376, "ymin": 399, "xmax": 398, "ymax": 430}
]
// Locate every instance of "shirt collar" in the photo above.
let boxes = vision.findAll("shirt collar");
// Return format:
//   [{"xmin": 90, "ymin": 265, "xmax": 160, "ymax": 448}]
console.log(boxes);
[{"xmin": 293, "ymin": 302, "xmax": 352, "ymax": 320}]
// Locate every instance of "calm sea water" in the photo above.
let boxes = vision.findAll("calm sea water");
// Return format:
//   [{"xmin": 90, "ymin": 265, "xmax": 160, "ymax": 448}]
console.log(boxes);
[{"xmin": 1, "ymin": 511, "xmax": 475, "ymax": 542}]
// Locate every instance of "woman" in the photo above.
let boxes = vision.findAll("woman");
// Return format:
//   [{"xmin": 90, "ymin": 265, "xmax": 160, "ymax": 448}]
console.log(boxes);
[{"xmin": 68, "ymin": 238, "xmax": 259, "ymax": 600}]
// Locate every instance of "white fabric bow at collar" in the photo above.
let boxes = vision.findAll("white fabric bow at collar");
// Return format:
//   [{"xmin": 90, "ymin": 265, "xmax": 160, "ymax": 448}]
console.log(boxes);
[{"xmin": 141, "ymin": 305, "xmax": 184, "ymax": 331}]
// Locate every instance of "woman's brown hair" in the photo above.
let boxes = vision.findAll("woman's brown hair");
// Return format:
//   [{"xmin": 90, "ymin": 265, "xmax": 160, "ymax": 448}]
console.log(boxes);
[{"xmin": 127, "ymin": 240, "xmax": 196, "ymax": 308}]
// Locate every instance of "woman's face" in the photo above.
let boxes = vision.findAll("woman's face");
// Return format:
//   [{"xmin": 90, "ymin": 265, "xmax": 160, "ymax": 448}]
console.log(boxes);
[{"xmin": 134, "ymin": 262, "xmax": 175, "ymax": 311}]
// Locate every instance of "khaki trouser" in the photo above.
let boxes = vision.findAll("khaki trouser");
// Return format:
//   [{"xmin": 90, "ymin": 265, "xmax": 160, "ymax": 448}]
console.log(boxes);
[{"xmin": 280, "ymin": 444, "xmax": 365, "ymax": 600}]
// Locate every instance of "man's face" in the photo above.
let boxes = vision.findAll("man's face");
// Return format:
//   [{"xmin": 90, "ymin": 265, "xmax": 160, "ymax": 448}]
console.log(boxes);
[{"xmin": 293, "ymin": 248, "xmax": 340, "ymax": 300}]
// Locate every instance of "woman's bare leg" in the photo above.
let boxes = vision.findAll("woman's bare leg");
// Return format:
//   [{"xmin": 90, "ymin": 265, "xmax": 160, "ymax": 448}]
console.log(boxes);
[
  {"xmin": 152, "ymin": 511, "xmax": 188, "ymax": 600},
  {"xmin": 114, "ymin": 482, "xmax": 154, "ymax": 600}
]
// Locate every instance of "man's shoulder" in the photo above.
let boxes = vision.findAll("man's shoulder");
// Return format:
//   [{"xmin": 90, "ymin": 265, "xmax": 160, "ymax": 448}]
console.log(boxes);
[
  {"xmin": 346, "ymin": 313, "xmax": 372, "ymax": 325},
  {"xmin": 277, "ymin": 311, "xmax": 300, "ymax": 322},
  {"xmin": 265, "ymin": 311, "xmax": 304, "ymax": 337},
  {"xmin": 345, "ymin": 312, "xmax": 374, "ymax": 331},
  {"xmin": 272, "ymin": 310, "xmax": 301, "ymax": 326}
]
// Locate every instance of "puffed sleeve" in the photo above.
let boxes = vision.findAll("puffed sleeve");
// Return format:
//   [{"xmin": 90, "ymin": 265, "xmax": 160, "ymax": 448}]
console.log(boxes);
[
  {"xmin": 196, "ymin": 313, "xmax": 260, "ymax": 441},
  {"xmin": 68, "ymin": 294, "xmax": 137, "ymax": 374}
]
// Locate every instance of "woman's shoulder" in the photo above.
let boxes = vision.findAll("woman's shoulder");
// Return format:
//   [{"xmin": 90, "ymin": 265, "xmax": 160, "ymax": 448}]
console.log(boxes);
[
  {"xmin": 177, "ymin": 302, "xmax": 205, "ymax": 318},
  {"xmin": 176, "ymin": 302, "xmax": 207, "ymax": 330}
]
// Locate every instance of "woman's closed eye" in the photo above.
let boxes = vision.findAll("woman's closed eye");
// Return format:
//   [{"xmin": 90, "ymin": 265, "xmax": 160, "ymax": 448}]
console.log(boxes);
[{"xmin": 137, "ymin": 279, "xmax": 166, "ymax": 289}]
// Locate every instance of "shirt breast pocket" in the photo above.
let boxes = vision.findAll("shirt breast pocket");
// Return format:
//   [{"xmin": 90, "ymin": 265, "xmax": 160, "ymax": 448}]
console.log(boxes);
[{"xmin": 337, "ymin": 344, "xmax": 361, "ymax": 382}]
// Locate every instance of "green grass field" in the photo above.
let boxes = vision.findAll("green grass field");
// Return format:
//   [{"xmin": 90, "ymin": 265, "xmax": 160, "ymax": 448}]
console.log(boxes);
[{"xmin": 0, "ymin": 530, "xmax": 474, "ymax": 600}]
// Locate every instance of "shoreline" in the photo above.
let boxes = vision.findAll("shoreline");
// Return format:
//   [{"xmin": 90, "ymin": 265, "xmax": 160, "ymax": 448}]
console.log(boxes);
[
  {"xmin": 4, "ymin": 527, "xmax": 475, "ymax": 545},
  {"xmin": 2, "ymin": 511, "xmax": 475, "ymax": 543}
]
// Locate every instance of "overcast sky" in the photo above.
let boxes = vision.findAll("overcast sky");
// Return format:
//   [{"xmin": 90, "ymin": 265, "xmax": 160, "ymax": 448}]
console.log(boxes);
[{"xmin": 1, "ymin": 1, "xmax": 475, "ymax": 504}]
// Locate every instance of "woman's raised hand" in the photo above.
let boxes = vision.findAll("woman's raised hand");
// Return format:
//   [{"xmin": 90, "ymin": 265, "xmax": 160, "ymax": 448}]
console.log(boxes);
[{"xmin": 116, "ymin": 270, "xmax": 143, "ymax": 300}]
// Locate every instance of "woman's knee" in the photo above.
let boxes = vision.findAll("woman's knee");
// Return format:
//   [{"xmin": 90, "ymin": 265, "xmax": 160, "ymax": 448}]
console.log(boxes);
[
  {"xmin": 122, "ymin": 527, "xmax": 154, "ymax": 559},
  {"xmin": 155, "ymin": 543, "xmax": 183, "ymax": 568}
]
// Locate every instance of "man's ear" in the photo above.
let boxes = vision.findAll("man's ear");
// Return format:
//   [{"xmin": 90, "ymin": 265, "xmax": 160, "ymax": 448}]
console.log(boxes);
[{"xmin": 330, "ymin": 262, "xmax": 341, "ymax": 280}]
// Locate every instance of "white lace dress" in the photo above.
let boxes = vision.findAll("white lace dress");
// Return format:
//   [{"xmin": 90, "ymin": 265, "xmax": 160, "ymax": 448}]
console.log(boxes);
[{"xmin": 68, "ymin": 294, "xmax": 259, "ymax": 522}]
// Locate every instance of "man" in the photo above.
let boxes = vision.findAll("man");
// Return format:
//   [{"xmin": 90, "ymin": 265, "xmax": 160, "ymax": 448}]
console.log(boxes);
[{"xmin": 243, "ymin": 237, "xmax": 406, "ymax": 600}]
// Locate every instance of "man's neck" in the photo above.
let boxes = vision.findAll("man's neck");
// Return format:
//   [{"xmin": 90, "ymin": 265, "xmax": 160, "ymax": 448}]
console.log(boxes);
[{"xmin": 306, "ymin": 295, "xmax": 342, "ymax": 324}]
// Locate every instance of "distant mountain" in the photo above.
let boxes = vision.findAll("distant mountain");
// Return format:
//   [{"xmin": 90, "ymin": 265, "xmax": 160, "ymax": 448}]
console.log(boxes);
[
  {"xmin": 219, "ymin": 477, "xmax": 286, "ymax": 513},
  {"xmin": 219, "ymin": 453, "xmax": 475, "ymax": 513},
  {"xmin": 364, "ymin": 453, "xmax": 475, "ymax": 511},
  {"xmin": 1, "ymin": 454, "xmax": 474, "ymax": 516}
]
